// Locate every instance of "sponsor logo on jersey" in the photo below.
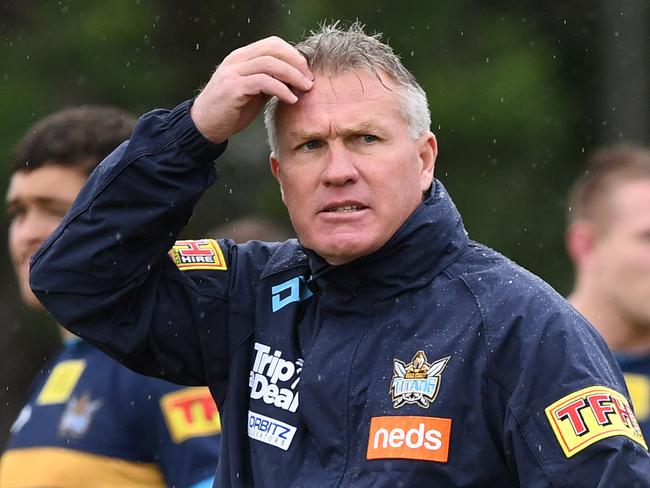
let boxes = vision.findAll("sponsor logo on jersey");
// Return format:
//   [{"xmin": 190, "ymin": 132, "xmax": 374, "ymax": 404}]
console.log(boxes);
[
  {"xmin": 249, "ymin": 342, "xmax": 302, "ymax": 412},
  {"xmin": 37, "ymin": 359, "xmax": 86, "ymax": 405},
  {"xmin": 169, "ymin": 239, "xmax": 227, "ymax": 271},
  {"xmin": 390, "ymin": 351, "xmax": 449, "ymax": 409},
  {"xmin": 161, "ymin": 387, "xmax": 221, "ymax": 443},
  {"xmin": 271, "ymin": 276, "xmax": 313, "ymax": 312},
  {"xmin": 58, "ymin": 393, "xmax": 102, "ymax": 438},
  {"xmin": 367, "ymin": 416, "xmax": 452, "ymax": 462},
  {"xmin": 546, "ymin": 385, "xmax": 648, "ymax": 457},
  {"xmin": 248, "ymin": 410, "xmax": 297, "ymax": 450}
]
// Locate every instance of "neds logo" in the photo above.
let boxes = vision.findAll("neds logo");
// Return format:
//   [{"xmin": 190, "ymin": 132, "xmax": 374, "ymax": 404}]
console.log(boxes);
[{"xmin": 367, "ymin": 416, "xmax": 452, "ymax": 463}]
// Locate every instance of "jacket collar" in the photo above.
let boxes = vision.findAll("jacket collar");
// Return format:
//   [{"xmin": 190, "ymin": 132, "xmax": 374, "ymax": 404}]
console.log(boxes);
[{"xmin": 305, "ymin": 180, "xmax": 469, "ymax": 302}]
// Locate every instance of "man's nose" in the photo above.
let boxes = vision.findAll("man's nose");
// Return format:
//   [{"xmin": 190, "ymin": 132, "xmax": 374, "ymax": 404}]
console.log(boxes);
[{"xmin": 321, "ymin": 143, "xmax": 359, "ymax": 187}]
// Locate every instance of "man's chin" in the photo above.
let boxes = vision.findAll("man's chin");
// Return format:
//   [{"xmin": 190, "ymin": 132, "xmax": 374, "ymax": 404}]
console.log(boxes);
[{"xmin": 315, "ymin": 240, "xmax": 379, "ymax": 266}]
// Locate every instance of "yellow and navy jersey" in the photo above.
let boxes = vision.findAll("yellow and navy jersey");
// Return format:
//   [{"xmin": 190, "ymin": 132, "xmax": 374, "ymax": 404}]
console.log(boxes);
[
  {"xmin": 0, "ymin": 339, "xmax": 220, "ymax": 488},
  {"xmin": 618, "ymin": 354, "xmax": 650, "ymax": 439}
]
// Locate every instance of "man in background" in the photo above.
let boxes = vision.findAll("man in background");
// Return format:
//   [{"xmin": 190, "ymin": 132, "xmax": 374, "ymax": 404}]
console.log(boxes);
[
  {"xmin": 0, "ymin": 106, "xmax": 221, "ymax": 487},
  {"xmin": 566, "ymin": 143, "xmax": 650, "ymax": 436}
]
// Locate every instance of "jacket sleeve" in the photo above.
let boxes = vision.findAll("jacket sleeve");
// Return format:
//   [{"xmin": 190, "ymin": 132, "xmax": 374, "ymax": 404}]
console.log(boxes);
[
  {"xmin": 483, "ymin": 276, "xmax": 650, "ymax": 487},
  {"xmin": 29, "ymin": 100, "xmax": 237, "ymax": 387}
]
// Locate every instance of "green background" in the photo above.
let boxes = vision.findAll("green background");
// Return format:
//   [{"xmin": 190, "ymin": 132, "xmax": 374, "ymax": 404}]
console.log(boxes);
[{"xmin": 0, "ymin": 0, "xmax": 648, "ymax": 444}]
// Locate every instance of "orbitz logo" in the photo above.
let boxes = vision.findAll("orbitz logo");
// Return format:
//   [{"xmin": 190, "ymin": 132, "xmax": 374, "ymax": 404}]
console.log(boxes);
[
  {"xmin": 249, "ymin": 342, "xmax": 302, "ymax": 412},
  {"xmin": 248, "ymin": 410, "xmax": 297, "ymax": 450}
]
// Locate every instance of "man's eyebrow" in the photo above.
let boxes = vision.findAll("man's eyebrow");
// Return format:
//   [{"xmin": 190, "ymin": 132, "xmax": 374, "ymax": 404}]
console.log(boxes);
[
  {"xmin": 287, "ymin": 122, "xmax": 384, "ymax": 141},
  {"xmin": 6, "ymin": 195, "xmax": 70, "ymax": 207},
  {"xmin": 286, "ymin": 130, "xmax": 325, "ymax": 141}
]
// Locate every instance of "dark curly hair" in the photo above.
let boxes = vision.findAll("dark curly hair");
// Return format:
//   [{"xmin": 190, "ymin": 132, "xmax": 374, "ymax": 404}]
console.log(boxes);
[{"xmin": 11, "ymin": 105, "xmax": 136, "ymax": 176}]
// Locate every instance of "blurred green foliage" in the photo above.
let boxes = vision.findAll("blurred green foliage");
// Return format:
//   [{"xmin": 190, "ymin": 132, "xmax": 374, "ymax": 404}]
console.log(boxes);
[{"xmin": 0, "ymin": 0, "xmax": 645, "ymax": 444}]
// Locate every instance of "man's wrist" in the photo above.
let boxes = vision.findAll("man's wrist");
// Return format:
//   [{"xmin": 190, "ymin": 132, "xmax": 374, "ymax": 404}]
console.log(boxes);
[{"xmin": 168, "ymin": 99, "xmax": 228, "ymax": 163}]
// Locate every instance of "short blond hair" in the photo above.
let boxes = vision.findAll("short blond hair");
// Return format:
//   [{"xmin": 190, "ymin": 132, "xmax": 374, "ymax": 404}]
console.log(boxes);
[{"xmin": 567, "ymin": 143, "xmax": 650, "ymax": 225}]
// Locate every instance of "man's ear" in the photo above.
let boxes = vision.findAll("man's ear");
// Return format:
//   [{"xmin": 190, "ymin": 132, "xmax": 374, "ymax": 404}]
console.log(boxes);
[
  {"xmin": 269, "ymin": 153, "xmax": 280, "ymax": 180},
  {"xmin": 418, "ymin": 132, "xmax": 437, "ymax": 192},
  {"xmin": 269, "ymin": 153, "xmax": 285, "ymax": 202},
  {"xmin": 565, "ymin": 220, "xmax": 596, "ymax": 267}
]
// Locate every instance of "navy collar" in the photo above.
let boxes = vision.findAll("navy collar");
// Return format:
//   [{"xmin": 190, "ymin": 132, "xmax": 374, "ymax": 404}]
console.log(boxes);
[{"xmin": 305, "ymin": 180, "xmax": 468, "ymax": 303}]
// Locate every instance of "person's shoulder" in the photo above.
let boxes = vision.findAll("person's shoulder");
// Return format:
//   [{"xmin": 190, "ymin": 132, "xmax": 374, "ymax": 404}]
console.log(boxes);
[
  {"xmin": 105, "ymin": 355, "xmax": 192, "ymax": 399},
  {"xmin": 446, "ymin": 240, "xmax": 582, "ymax": 337}
]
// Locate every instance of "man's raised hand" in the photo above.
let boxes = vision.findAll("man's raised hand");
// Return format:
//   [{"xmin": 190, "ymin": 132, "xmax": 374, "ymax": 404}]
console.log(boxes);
[{"xmin": 191, "ymin": 36, "xmax": 313, "ymax": 144}]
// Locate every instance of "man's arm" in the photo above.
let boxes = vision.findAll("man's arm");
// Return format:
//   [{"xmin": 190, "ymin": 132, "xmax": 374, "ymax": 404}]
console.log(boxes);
[
  {"xmin": 485, "ymin": 285, "xmax": 650, "ymax": 486},
  {"xmin": 29, "ymin": 37, "xmax": 312, "ymax": 384}
]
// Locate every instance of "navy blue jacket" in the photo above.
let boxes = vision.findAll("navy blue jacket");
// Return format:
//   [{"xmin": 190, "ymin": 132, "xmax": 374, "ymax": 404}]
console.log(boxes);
[{"xmin": 31, "ymin": 101, "xmax": 650, "ymax": 487}]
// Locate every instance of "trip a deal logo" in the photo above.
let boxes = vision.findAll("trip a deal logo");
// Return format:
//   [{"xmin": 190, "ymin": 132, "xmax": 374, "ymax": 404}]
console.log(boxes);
[{"xmin": 545, "ymin": 385, "xmax": 647, "ymax": 457}]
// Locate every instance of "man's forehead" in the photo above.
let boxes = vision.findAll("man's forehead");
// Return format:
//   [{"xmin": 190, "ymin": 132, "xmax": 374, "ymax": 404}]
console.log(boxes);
[
  {"xmin": 280, "ymin": 71, "xmax": 401, "ymax": 122},
  {"xmin": 288, "ymin": 67, "xmax": 397, "ymax": 106},
  {"xmin": 593, "ymin": 179, "xmax": 650, "ymax": 233},
  {"xmin": 6, "ymin": 165, "xmax": 86, "ymax": 201}
]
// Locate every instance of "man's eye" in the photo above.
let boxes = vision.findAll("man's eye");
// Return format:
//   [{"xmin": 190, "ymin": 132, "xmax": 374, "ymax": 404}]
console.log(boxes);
[
  {"xmin": 47, "ymin": 206, "xmax": 69, "ymax": 219},
  {"xmin": 7, "ymin": 207, "xmax": 24, "ymax": 221},
  {"xmin": 360, "ymin": 134, "xmax": 377, "ymax": 143},
  {"xmin": 300, "ymin": 140, "xmax": 322, "ymax": 151}
]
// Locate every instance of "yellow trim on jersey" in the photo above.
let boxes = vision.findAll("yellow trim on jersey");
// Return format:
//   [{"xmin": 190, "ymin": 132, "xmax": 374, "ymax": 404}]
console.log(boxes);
[
  {"xmin": 624, "ymin": 373, "xmax": 650, "ymax": 422},
  {"xmin": 36, "ymin": 360, "xmax": 86, "ymax": 405},
  {"xmin": 0, "ymin": 447, "xmax": 165, "ymax": 487}
]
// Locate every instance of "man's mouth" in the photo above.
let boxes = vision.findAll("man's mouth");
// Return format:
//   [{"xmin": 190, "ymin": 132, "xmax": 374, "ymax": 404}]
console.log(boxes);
[{"xmin": 326, "ymin": 204, "xmax": 365, "ymax": 213}]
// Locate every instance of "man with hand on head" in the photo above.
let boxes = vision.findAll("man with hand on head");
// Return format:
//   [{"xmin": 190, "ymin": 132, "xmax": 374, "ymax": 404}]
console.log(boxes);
[
  {"xmin": 566, "ymin": 144, "xmax": 650, "ymax": 437},
  {"xmin": 30, "ymin": 22, "xmax": 650, "ymax": 487},
  {"xmin": 1, "ymin": 106, "xmax": 221, "ymax": 488}
]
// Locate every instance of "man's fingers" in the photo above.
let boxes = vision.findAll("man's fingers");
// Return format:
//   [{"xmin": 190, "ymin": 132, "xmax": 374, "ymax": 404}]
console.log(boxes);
[
  {"xmin": 191, "ymin": 35, "xmax": 311, "ymax": 143},
  {"xmin": 241, "ymin": 74, "xmax": 300, "ymax": 104},
  {"xmin": 237, "ymin": 56, "xmax": 313, "ymax": 92},
  {"xmin": 226, "ymin": 36, "xmax": 312, "ymax": 80}
]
